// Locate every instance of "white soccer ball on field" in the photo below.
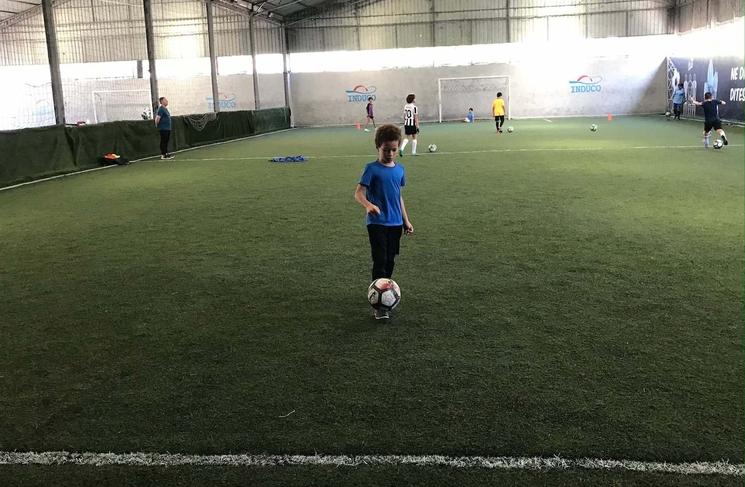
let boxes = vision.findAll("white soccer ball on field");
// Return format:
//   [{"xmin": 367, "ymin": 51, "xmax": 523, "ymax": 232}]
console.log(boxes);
[
  {"xmin": 368, "ymin": 278, "xmax": 401, "ymax": 311},
  {"xmin": 507, "ymin": 126, "xmax": 514, "ymax": 133},
  {"xmin": 428, "ymin": 144, "xmax": 437, "ymax": 152},
  {"xmin": 665, "ymin": 111, "xmax": 671, "ymax": 117},
  {"xmin": 713, "ymin": 139, "xmax": 724, "ymax": 149},
  {"xmin": 590, "ymin": 124, "xmax": 598, "ymax": 132}
]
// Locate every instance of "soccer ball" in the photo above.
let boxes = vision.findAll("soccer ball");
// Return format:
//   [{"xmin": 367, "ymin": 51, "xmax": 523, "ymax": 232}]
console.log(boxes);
[
  {"xmin": 665, "ymin": 111, "xmax": 671, "ymax": 118},
  {"xmin": 368, "ymin": 278, "xmax": 401, "ymax": 311},
  {"xmin": 713, "ymin": 139, "xmax": 724, "ymax": 149},
  {"xmin": 428, "ymin": 144, "xmax": 437, "ymax": 152},
  {"xmin": 590, "ymin": 124, "xmax": 598, "ymax": 132},
  {"xmin": 507, "ymin": 126, "xmax": 514, "ymax": 133}
]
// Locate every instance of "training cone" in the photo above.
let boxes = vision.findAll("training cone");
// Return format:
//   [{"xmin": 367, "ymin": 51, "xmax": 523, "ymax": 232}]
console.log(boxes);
[
  {"xmin": 607, "ymin": 114, "xmax": 613, "ymax": 121},
  {"xmin": 355, "ymin": 122, "xmax": 361, "ymax": 130}
]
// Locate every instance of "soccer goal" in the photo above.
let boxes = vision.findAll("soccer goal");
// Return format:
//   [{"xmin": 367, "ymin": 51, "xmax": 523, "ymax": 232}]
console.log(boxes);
[
  {"xmin": 92, "ymin": 90, "xmax": 152, "ymax": 123},
  {"xmin": 438, "ymin": 75, "xmax": 510, "ymax": 123}
]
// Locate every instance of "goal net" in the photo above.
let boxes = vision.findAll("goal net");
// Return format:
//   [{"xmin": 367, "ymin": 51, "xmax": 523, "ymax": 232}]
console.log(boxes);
[
  {"xmin": 438, "ymin": 76, "xmax": 510, "ymax": 123},
  {"xmin": 92, "ymin": 90, "xmax": 152, "ymax": 123}
]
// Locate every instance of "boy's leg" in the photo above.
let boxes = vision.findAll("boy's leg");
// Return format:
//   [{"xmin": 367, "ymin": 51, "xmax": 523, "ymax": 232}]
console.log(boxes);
[
  {"xmin": 367, "ymin": 224, "xmax": 388, "ymax": 281},
  {"xmin": 495, "ymin": 116, "xmax": 499, "ymax": 131},
  {"xmin": 716, "ymin": 123, "xmax": 728, "ymax": 144},
  {"xmin": 411, "ymin": 135, "xmax": 417, "ymax": 155},
  {"xmin": 383, "ymin": 226, "xmax": 403, "ymax": 278},
  {"xmin": 400, "ymin": 136, "xmax": 409, "ymax": 154}
]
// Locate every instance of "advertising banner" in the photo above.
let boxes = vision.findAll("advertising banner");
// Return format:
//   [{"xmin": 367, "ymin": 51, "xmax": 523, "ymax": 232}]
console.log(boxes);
[{"xmin": 669, "ymin": 57, "xmax": 744, "ymax": 122}]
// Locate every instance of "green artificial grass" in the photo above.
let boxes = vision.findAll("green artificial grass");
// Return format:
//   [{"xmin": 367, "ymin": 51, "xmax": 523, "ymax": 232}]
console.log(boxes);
[{"xmin": 0, "ymin": 116, "xmax": 742, "ymax": 485}]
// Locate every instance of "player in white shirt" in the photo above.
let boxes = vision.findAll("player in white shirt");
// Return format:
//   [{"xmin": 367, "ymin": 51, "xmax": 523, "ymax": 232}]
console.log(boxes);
[{"xmin": 400, "ymin": 93, "xmax": 419, "ymax": 156}]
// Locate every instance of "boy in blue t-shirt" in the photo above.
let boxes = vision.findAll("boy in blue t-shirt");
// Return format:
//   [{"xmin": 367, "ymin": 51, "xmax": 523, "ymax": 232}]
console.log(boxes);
[
  {"xmin": 354, "ymin": 124, "xmax": 414, "ymax": 320},
  {"xmin": 671, "ymin": 83, "xmax": 685, "ymax": 120}
]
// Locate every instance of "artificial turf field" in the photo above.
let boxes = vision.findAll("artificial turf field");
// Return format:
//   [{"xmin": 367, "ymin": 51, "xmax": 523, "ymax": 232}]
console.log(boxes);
[{"xmin": 0, "ymin": 116, "xmax": 743, "ymax": 486}]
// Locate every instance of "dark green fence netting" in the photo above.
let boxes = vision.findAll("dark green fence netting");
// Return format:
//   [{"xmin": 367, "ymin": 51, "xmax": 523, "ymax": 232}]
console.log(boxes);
[{"xmin": 0, "ymin": 107, "xmax": 290, "ymax": 187}]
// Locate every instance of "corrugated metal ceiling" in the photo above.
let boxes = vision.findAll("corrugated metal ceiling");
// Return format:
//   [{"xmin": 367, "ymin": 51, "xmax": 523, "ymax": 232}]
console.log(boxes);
[{"xmin": 0, "ymin": 0, "xmax": 41, "ymax": 23}]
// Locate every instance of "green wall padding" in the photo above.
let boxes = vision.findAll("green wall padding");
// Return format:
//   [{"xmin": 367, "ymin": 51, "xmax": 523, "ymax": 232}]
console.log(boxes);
[{"xmin": 0, "ymin": 107, "xmax": 290, "ymax": 187}]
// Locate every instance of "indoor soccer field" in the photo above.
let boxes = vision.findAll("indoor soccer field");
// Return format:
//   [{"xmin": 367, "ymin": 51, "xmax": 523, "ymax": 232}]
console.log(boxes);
[{"xmin": 1, "ymin": 116, "xmax": 743, "ymax": 486}]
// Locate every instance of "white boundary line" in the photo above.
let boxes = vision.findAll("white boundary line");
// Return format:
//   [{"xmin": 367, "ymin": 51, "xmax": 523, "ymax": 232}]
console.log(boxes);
[
  {"xmin": 0, "ymin": 451, "xmax": 742, "ymax": 476},
  {"xmin": 170, "ymin": 143, "xmax": 744, "ymax": 162},
  {"xmin": 0, "ymin": 128, "xmax": 296, "ymax": 193}
]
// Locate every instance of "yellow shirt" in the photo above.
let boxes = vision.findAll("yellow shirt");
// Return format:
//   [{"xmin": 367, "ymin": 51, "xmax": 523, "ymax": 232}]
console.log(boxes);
[{"xmin": 492, "ymin": 98, "xmax": 505, "ymax": 116}]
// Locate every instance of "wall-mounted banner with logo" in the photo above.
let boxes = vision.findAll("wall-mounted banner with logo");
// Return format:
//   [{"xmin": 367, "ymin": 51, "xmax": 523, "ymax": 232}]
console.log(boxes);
[
  {"xmin": 569, "ymin": 75, "xmax": 603, "ymax": 94},
  {"xmin": 207, "ymin": 93, "xmax": 238, "ymax": 110},
  {"xmin": 346, "ymin": 85, "xmax": 377, "ymax": 102},
  {"xmin": 669, "ymin": 57, "xmax": 744, "ymax": 122}
]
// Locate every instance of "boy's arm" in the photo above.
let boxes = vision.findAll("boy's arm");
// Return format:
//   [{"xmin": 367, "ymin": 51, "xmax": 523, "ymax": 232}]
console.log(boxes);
[
  {"xmin": 355, "ymin": 184, "xmax": 381, "ymax": 215},
  {"xmin": 400, "ymin": 195, "xmax": 413, "ymax": 234},
  {"xmin": 689, "ymin": 98, "xmax": 702, "ymax": 106}
]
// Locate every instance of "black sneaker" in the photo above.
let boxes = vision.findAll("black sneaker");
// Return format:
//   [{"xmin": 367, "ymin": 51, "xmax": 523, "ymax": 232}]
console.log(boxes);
[
  {"xmin": 722, "ymin": 135, "xmax": 728, "ymax": 146},
  {"xmin": 373, "ymin": 309, "xmax": 390, "ymax": 320}
]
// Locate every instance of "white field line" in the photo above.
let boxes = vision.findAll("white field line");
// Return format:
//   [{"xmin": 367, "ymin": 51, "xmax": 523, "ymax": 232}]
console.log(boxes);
[
  {"xmin": 172, "ymin": 143, "xmax": 744, "ymax": 162},
  {"xmin": 0, "ymin": 128, "xmax": 296, "ymax": 192},
  {"xmin": 0, "ymin": 451, "xmax": 742, "ymax": 476},
  {"xmin": 544, "ymin": 119, "xmax": 553, "ymax": 123}
]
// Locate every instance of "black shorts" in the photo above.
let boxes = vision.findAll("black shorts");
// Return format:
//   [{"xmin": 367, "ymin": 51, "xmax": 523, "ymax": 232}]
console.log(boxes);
[
  {"xmin": 704, "ymin": 120, "xmax": 722, "ymax": 132},
  {"xmin": 404, "ymin": 125, "xmax": 418, "ymax": 136}
]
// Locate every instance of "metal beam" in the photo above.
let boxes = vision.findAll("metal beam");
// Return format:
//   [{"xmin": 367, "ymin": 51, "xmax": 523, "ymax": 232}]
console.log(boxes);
[
  {"xmin": 206, "ymin": 0, "xmax": 220, "ymax": 113},
  {"xmin": 249, "ymin": 14, "xmax": 260, "ymax": 110},
  {"xmin": 41, "ymin": 0, "xmax": 65, "ymax": 125},
  {"xmin": 143, "ymin": 0, "xmax": 159, "ymax": 115},
  {"xmin": 506, "ymin": 0, "xmax": 511, "ymax": 43},
  {"xmin": 281, "ymin": 24, "xmax": 293, "ymax": 127}
]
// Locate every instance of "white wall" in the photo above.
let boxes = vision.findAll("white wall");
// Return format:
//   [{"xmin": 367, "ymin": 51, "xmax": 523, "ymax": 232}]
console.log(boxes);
[{"xmin": 290, "ymin": 56, "xmax": 666, "ymax": 126}]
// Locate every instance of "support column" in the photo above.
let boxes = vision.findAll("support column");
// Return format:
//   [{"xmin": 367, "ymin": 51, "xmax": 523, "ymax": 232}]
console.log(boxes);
[
  {"xmin": 206, "ymin": 0, "xmax": 220, "ymax": 112},
  {"xmin": 430, "ymin": 0, "xmax": 436, "ymax": 46},
  {"xmin": 41, "ymin": 0, "xmax": 65, "ymax": 125},
  {"xmin": 505, "ymin": 0, "xmax": 511, "ymax": 43},
  {"xmin": 143, "ymin": 0, "xmax": 159, "ymax": 114},
  {"xmin": 249, "ymin": 14, "xmax": 261, "ymax": 110},
  {"xmin": 281, "ymin": 24, "xmax": 293, "ymax": 126}
]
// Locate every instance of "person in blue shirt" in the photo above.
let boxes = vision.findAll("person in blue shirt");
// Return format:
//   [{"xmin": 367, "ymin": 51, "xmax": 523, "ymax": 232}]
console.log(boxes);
[
  {"xmin": 690, "ymin": 92, "xmax": 728, "ymax": 148},
  {"xmin": 354, "ymin": 124, "xmax": 414, "ymax": 320},
  {"xmin": 463, "ymin": 107, "xmax": 475, "ymax": 123},
  {"xmin": 154, "ymin": 97, "xmax": 174, "ymax": 160},
  {"xmin": 671, "ymin": 83, "xmax": 685, "ymax": 120}
]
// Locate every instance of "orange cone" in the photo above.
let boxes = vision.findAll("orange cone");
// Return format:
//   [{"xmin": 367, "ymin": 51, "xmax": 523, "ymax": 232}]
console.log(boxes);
[
  {"xmin": 607, "ymin": 114, "xmax": 613, "ymax": 121},
  {"xmin": 355, "ymin": 122, "xmax": 361, "ymax": 130}
]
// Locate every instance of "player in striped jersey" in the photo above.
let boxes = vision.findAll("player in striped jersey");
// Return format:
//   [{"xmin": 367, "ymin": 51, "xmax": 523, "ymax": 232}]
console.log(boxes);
[{"xmin": 399, "ymin": 93, "xmax": 419, "ymax": 156}]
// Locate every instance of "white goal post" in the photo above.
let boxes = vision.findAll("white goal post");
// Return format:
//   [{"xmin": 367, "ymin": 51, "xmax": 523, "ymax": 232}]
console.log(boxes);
[
  {"xmin": 438, "ymin": 75, "xmax": 510, "ymax": 123},
  {"xmin": 92, "ymin": 90, "xmax": 152, "ymax": 124}
]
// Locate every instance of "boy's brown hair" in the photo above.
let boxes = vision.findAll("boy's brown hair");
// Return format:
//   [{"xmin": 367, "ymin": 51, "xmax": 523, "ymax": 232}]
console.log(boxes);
[
  {"xmin": 375, "ymin": 124, "xmax": 402, "ymax": 148},
  {"xmin": 406, "ymin": 93, "xmax": 415, "ymax": 103}
]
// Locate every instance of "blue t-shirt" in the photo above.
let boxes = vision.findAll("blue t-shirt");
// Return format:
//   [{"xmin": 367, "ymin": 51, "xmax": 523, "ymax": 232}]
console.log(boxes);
[
  {"xmin": 156, "ymin": 106, "xmax": 171, "ymax": 131},
  {"xmin": 701, "ymin": 99, "xmax": 722, "ymax": 121},
  {"xmin": 359, "ymin": 161, "xmax": 406, "ymax": 226},
  {"xmin": 672, "ymin": 88, "xmax": 685, "ymax": 104},
  {"xmin": 466, "ymin": 111, "xmax": 475, "ymax": 122}
]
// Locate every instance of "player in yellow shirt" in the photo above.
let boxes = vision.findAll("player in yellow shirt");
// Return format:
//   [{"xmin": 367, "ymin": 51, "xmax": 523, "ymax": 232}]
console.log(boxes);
[{"xmin": 491, "ymin": 92, "xmax": 506, "ymax": 133}]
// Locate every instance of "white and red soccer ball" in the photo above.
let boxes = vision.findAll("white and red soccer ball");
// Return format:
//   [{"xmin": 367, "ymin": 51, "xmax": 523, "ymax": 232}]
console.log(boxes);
[{"xmin": 367, "ymin": 278, "xmax": 401, "ymax": 311}]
